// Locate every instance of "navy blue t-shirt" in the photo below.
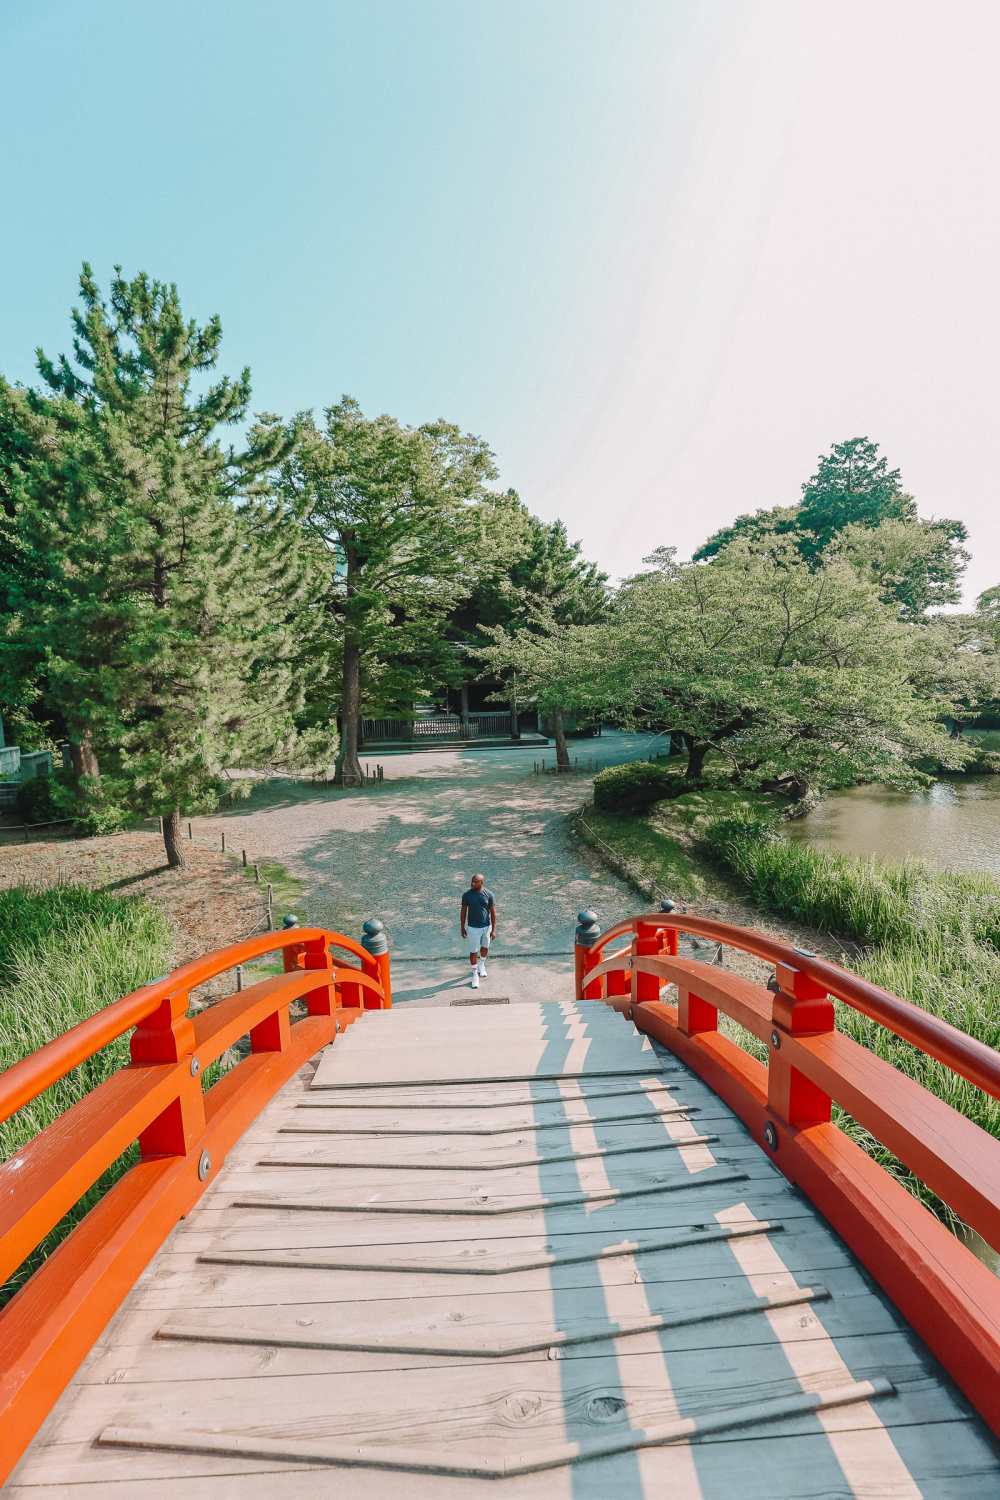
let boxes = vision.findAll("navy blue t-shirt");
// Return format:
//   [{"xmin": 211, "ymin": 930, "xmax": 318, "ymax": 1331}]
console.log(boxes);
[{"xmin": 462, "ymin": 888, "xmax": 495, "ymax": 927}]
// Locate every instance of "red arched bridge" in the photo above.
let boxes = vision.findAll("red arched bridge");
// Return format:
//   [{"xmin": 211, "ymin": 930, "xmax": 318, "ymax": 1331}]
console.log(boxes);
[{"xmin": 1, "ymin": 910, "xmax": 998, "ymax": 1494}]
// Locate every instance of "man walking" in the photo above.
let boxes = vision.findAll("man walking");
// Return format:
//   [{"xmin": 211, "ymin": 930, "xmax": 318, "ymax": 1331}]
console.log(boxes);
[{"xmin": 461, "ymin": 873, "xmax": 497, "ymax": 989}]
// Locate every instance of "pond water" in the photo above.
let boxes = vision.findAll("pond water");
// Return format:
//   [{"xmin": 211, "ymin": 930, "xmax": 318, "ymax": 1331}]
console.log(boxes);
[
  {"xmin": 784, "ymin": 778, "xmax": 1000, "ymax": 877},
  {"xmin": 787, "ymin": 776, "xmax": 1000, "ymax": 1274}
]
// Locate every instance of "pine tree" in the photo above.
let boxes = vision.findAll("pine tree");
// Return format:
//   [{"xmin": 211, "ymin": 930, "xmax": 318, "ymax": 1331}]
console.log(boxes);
[{"xmin": 9, "ymin": 264, "xmax": 324, "ymax": 866}]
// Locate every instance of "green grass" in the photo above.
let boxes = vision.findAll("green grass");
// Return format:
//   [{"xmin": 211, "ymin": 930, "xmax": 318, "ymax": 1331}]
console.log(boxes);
[
  {"xmin": 239, "ymin": 855, "xmax": 303, "ymax": 920},
  {"xmin": 580, "ymin": 787, "xmax": 782, "ymax": 907},
  {"xmin": 700, "ymin": 815, "xmax": 1000, "ymax": 1223},
  {"xmin": 966, "ymin": 729, "xmax": 1000, "ymax": 752},
  {"xmin": 0, "ymin": 886, "xmax": 174, "ymax": 1303},
  {"xmin": 580, "ymin": 804, "xmax": 712, "ymax": 902}
]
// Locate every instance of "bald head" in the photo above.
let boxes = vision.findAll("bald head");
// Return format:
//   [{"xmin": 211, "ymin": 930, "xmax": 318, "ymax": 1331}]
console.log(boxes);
[{"xmin": 471, "ymin": 873, "xmax": 486, "ymax": 889}]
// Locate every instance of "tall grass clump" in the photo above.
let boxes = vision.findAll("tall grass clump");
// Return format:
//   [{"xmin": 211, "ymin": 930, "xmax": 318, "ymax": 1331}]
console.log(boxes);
[
  {"xmin": 0, "ymin": 886, "xmax": 173, "ymax": 1301},
  {"xmin": 701, "ymin": 812, "xmax": 1000, "ymax": 1224}
]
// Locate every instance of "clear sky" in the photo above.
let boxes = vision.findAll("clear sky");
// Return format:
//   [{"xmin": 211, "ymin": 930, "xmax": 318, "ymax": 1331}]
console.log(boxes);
[{"xmin": 3, "ymin": 0, "xmax": 998, "ymax": 601}]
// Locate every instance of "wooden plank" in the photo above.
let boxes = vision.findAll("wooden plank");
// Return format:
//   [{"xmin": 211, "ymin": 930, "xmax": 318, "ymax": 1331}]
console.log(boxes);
[
  {"xmin": 86, "ymin": 1267, "xmax": 887, "ymax": 1377},
  {"xmin": 97, "ymin": 1379, "xmax": 899, "ymax": 1476},
  {"xmin": 117, "ymin": 1219, "xmax": 860, "ymax": 1308},
  {"xmin": 165, "ymin": 1185, "xmax": 817, "ymax": 1252},
  {"xmin": 214, "ymin": 1141, "xmax": 776, "ymax": 1190},
  {"xmin": 279, "ymin": 1101, "xmax": 704, "ymax": 1135},
  {"xmin": 12, "ymin": 1336, "xmax": 966, "ymax": 1476},
  {"xmin": 310, "ymin": 1037, "xmax": 661, "ymax": 1089},
  {"xmin": 13, "ymin": 1421, "xmax": 1000, "ymax": 1497},
  {"xmin": 288, "ymin": 1077, "xmax": 687, "ymax": 1109},
  {"xmin": 250, "ymin": 1129, "xmax": 722, "ymax": 1174}
]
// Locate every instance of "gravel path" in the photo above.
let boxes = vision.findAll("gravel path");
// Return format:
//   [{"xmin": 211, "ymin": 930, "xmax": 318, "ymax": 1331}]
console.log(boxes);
[{"xmin": 195, "ymin": 735, "xmax": 659, "ymax": 1004}]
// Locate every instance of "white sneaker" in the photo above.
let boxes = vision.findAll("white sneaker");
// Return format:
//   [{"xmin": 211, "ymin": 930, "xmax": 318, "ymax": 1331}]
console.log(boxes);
[
  {"xmin": 477, "ymin": 959, "xmax": 487, "ymax": 977},
  {"xmin": 470, "ymin": 971, "xmax": 480, "ymax": 989}
]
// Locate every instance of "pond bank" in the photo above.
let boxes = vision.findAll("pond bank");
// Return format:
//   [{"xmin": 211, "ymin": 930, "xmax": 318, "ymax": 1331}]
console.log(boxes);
[{"xmin": 574, "ymin": 788, "xmax": 1000, "ymax": 1255}]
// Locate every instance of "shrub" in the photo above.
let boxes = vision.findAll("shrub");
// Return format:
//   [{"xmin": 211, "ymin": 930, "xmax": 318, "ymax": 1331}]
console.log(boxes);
[
  {"xmin": 14, "ymin": 770, "xmax": 74, "ymax": 825},
  {"xmin": 593, "ymin": 760, "xmax": 683, "ymax": 814},
  {"xmin": 13, "ymin": 768, "xmax": 128, "ymax": 836}
]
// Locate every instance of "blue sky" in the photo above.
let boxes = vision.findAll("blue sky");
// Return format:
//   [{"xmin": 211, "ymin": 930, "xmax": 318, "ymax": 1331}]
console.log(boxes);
[{"xmin": 3, "ymin": 1, "xmax": 999, "ymax": 600}]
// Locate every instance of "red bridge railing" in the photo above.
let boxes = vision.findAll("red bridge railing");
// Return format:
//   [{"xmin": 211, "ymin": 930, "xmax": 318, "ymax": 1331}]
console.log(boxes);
[
  {"xmin": 0, "ymin": 924, "xmax": 391, "ymax": 1483},
  {"xmin": 576, "ymin": 910, "xmax": 1000, "ymax": 1436}
]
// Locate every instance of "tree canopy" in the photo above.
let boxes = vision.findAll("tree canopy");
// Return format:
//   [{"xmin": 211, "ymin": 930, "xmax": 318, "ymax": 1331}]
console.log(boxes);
[
  {"xmin": 523, "ymin": 539, "xmax": 966, "ymax": 795},
  {"xmin": 277, "ymin": 397, "xmax": 496, "ymax": 785},
  {"xmin": 2, "ymin": 264, "xmax": 322, "ymax": 863},
  {"xmin": 693, "ymin": 437, "xmax": 968, "ymax": 620}
]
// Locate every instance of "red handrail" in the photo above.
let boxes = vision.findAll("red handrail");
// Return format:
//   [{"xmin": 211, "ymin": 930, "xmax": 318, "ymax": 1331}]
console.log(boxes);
[
  {"xmin": 585, "ymin": 911, "xmax": 1000, "ymax": 1098},
  {"xmin": 0, "ymin": 923, "xmax": 390, "ymax": 1483},
  {"xmin": 577, "ymin": 909, "xmax": 1000, "ymax": 1437}
]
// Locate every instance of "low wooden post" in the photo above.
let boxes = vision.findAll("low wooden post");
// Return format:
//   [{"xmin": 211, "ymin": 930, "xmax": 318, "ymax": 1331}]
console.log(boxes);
[
  {"xmin": 296, "ymin": 930, "xmax": 338, "ymax": 1017},
  {"xmin": 241, "ymin": 848, "xmax": 247, "ymax": 867},
  {"xmin": 632, "ymin": 920, "xmax": 664, "ymax": 1003},
  {"xmin": 266, "ymin": 884, "xmax": 273, "ymax": 929},
  {"xmin": 361, "ymin": 918, "xmax": 391, "ymax": 1008},
  {"xmin": 765, "ymin": 956, "xmax": 835, "ymax": 1146},
  {"xmin": 574, "ymin": 910, "xmax": 603, "ymax": 1000},
  {"xmin": 129, "ymin": 987, "xmax": 206, "ymax": 1160},
  {"xmin": 677, "ymin": 981, "xmax": 718, "ymax": 1037},
  {"xmin": 221, "ymin": 831, "xmax": 226, "ymax": 853},
  {"xmin": 187, "ymin": 821, "xmax": 193, "ymax": 840},
  {"xmin": 253, "ymin": 862, "xmax": 260, "ymax": 882}
]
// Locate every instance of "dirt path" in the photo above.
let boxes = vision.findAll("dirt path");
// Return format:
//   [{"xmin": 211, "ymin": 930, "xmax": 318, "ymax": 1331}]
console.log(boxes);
[{"xmin": 193, "ymin": 737, "xmax": 657, "ymax": 1003}]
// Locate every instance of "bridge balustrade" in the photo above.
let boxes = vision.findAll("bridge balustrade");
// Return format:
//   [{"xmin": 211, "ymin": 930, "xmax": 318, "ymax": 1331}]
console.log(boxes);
[
  {"xmin": 0, "ymin": 924, "xmax": 391, "ymax": 1481},
  {"xmin": 575, "ymin": 910, "xmax": 1000, "ymax": 1437}
]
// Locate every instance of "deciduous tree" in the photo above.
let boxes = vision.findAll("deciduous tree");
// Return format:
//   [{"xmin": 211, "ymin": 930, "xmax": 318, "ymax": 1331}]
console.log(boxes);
[
  {"xmin": 472, "ymin": 501, "xmax": 608, "ymax": 767},
  {"xmin": 588, "ymin": 540, "xmax": 965, "ymax": 797},
  {"xmin": 278, "ymin": 398, "xmax": 495, "ymax": 786}
]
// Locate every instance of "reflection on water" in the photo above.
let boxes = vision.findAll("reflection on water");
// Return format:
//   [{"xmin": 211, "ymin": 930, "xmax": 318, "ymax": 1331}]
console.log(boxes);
[{"xmin": 785, "ymin": 778, "xmax": 1000, "ymax": 877}]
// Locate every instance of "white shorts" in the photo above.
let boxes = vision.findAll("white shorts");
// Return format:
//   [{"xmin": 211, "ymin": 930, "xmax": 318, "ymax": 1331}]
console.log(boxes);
[{"xmin": 467, "ymin": 925, "xmax": 492, "ymax": 955}]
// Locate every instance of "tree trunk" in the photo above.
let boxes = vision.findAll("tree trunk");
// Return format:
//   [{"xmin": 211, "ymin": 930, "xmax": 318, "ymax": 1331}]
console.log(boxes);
[
  {"xmin": 162, "ymin": 808, "xmax": 186, "ymax": 869},
  {"xmin": 69, "ymin": 729, "xmax": 101, "ymax": 782},
  {"xmin": 552, "ymin": 708, "xmax": 570, "ymax": 770},
  {"xmin": 334, "ymin": 635, "xmax": 364, "ymax": 787},
  {"xmin": 684, "ymin": 738, "xmax": 708, "ymax": 782}
]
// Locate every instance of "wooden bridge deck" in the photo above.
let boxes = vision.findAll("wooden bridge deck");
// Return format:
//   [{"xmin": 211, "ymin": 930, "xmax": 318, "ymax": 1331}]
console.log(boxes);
[{"xmin": 11, "ymin": 1000, "xmax": 1000, "ymax": 1496}]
